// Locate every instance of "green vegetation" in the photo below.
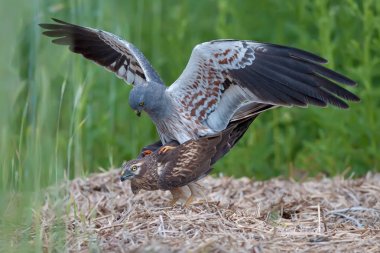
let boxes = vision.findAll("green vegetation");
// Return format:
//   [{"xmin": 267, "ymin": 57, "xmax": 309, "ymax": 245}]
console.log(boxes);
[{"xmin": 0, "ymin": 0, "xmax": 379, "ymax": 251}]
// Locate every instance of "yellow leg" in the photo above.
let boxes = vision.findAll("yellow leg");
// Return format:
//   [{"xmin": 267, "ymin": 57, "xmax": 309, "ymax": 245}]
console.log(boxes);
[
  {"xmin": 184, "ymin": 195, "xmax": 194, "ymax": 207},
  {"xmin": 169, "ymin": 187, "xmax": 187, "ymax": 206},
  {"xmin": 184, "ymin": 182, "xmax": 206, "ymax": 207}
]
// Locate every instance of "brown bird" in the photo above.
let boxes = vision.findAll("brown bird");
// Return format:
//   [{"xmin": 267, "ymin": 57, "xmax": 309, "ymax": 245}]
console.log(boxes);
[{"xmin": 120, "ymin": 112, "xmax": 259, "ymax": 206}]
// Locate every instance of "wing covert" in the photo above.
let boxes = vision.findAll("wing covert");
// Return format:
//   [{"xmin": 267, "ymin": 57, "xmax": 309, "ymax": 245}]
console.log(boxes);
[{"xmin": 168, "ymin": 40, "xmax": 359, "ymax": 132}]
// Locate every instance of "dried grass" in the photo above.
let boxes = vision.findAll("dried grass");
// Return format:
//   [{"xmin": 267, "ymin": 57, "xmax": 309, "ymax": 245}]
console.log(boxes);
[{"xmin": 41, "ymin": 171, "xmax": 380, "ymax": 252}]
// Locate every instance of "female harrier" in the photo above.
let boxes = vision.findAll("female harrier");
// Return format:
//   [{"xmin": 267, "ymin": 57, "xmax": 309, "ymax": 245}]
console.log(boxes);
[{"xmin": 120, "ymin": 113, "xmax": 260, "ymax": 206}]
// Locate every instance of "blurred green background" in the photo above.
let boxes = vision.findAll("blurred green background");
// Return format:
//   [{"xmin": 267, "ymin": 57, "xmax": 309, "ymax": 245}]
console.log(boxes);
[{"xmin": 0, "ymin": 0, "xmax": 379, "ymax": 251}]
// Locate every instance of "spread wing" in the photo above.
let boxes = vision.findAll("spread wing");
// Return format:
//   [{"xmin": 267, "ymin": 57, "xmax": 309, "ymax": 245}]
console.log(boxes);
[
  {"xmin": 168, "ymin": 40, "xmax": 359, "ymax": 132},
  {"xmin": 157, "ymin": 135, "xmax": 221, "ymax": 189},
  {"xmin": 39, "ymin": 19, "xmax": 163, "ymax": 86}
]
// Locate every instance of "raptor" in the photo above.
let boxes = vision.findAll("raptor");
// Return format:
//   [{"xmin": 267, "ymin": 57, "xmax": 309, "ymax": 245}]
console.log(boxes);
[
  {"xmin": 40, "ymin": 19, "xmax": 359, "ymax": 145},
  {"xmin": 120, "ymin": 114, "xmax": 258, "ymax": 206}
]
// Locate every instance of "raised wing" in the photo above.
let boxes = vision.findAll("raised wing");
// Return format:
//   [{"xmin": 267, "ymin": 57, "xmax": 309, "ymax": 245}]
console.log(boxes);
[
  {"xmin": 168, "ymin": 40, "xmax": 360, "ymax": 132},
  {"xmin": 39, "ymin": 19, "xmax": 163, "ymax": 86}
]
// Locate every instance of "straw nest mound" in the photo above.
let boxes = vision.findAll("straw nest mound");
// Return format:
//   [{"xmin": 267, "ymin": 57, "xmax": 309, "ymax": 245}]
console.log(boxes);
[{"xmin": 42, "ymin": 170, "xmax": 380, "ymax": 252}]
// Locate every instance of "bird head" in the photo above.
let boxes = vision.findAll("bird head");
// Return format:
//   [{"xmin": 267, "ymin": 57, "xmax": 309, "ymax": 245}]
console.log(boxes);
[
  {"xmin": 128, "ymin": 82, "xmax": 166, "ymax": 117},
  {"xmin": 120, "ymin": 160, "xmax": 147, "ymax": 181}
]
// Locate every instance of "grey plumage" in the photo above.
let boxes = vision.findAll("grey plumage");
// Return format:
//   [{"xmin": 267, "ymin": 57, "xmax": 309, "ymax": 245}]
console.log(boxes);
[{"xmin": 40, "ymin": 19, "xmax": 360, "ymax": 145}]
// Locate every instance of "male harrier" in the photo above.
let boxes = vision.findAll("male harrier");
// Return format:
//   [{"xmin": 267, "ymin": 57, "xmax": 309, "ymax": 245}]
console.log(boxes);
[{"xmin": 40, "ymin": 19, "xmax": 359, "ymax": 145}]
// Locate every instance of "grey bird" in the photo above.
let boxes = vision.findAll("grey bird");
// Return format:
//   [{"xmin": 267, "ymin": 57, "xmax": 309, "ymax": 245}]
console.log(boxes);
[{"xmin": 40, "ymin": 19, "xmax": 360, "ymax": 145}]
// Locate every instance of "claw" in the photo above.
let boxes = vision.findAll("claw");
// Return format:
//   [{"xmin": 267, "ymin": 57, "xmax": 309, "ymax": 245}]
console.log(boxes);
[
  {"xmin": 142, "ymin": 150, "xmax": 153, "ymax": 157},
  {"xmin": 158, "ymin": 145, "xmax": 176, "ymax": 155},
  {"xmin": 183, "ymin": 182, "xmax": 205, "ymax": 208},
  {"xmin": 184, "ymin": 195, "xmax": 194, "ymax": 208},
  {"xmin": 169, "ymin": 198, "xmax": 179, "ymax": 207},
  {"xmin": 169, "ymin": 187, "xmax": 187, "ymax": 207}
]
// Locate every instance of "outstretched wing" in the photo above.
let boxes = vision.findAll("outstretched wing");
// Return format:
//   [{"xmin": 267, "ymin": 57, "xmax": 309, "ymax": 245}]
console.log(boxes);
[
  {"xmin": 168, "ymin": 40, "xmax": 359, "ymax": 132},
  {"xmin": 39, "ymin": 19, "xmax": 163, "ymax": 86},
  {"xmin": 157, "ymin": 135, "xmax": 221, "ymax": 189}
]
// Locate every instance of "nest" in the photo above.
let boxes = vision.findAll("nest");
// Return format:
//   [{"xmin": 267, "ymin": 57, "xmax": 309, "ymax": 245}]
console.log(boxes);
[{"xmin": 41, "ymin": 170, "xmax": 380, "ymax": 252}]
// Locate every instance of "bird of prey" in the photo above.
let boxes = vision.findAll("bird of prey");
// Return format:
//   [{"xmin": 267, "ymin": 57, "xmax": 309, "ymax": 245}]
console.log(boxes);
[
  {"xmin": 40, "ymin": 19, "xmax": 359, "ymax": 145},
  {"xmin": 120, "ymin": 114, "xmax": 257, "ymax": 206}
]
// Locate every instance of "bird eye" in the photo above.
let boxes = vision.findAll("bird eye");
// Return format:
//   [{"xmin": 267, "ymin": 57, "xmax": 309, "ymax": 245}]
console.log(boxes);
[
  {"xmin": 139, "ymin": 102, "xmax": 144, "ymax": 107},
  {"xmin": 131, "ymin": 165, "xmax": 138, "ymax": 171}
]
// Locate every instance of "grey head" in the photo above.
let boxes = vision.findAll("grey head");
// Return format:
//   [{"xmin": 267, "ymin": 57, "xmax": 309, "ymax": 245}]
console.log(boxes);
[{"xmin": 129, "ymin": 81, "xmax": 168, "ymax": 118}]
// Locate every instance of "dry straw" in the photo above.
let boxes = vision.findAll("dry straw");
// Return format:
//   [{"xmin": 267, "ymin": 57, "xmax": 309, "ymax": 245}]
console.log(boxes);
[{"xmin": 41, "ymin": 171, "xmax": 380, "ymax": 252}]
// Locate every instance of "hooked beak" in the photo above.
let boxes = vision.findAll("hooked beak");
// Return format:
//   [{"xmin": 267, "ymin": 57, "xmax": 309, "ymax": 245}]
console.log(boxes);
[
  {"xmin": 135, "ymin": 110, "xmax": 141, "ymax": 117},
  {"xmin": 120, "ymin": 170, "xmax": 135, "ymax": 181}
]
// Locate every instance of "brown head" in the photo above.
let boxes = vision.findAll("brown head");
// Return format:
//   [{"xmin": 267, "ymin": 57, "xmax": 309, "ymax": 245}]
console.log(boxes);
[
  {"xmin": 119, "ymin": 156, "xmax": 157, "ymax": 194},
  {"xmin": 120, "ymin": 160, "xmax": 149, "ymax": 181}
]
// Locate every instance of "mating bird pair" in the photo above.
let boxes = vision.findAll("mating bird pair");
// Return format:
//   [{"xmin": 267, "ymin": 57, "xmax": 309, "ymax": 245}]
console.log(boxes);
[{"xmin": 40, "ymin": 19, "xmax": 359, "ymax": 205}]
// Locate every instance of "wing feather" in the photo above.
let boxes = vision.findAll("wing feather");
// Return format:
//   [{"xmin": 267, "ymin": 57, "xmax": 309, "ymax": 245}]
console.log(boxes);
[
  {"xmin": 157, "ymin": 136, "xmax": 220, "ymax": 189},
  {"xmin": 168, "ymin": 40, "xmax": 359, "ymax": 132},
  {"xmin": 40, "ymin": 19, "xmax": 163, "ymax": 86}
]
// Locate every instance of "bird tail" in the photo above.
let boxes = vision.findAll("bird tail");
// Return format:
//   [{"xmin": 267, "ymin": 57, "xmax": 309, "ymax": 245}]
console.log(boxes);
[{"xmin": 231, "ymin": 102, "xmax": 275, "ymax": 121}]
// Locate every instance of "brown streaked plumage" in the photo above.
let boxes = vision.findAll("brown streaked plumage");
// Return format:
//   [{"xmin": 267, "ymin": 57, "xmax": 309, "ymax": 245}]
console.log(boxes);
[{"xmin": 120, "ymin": 114, "xmax": 257, "ymax": 206}]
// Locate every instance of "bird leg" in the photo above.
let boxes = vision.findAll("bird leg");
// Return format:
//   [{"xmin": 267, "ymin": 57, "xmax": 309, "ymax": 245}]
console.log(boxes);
[
  {"xmin": 184, "ymin": 182, "xmax": 206, "ymax": 207},
  {"xmin": 169, "ymin": 187, "xmax": 187, "ymax": 206},
  {"xmin": 158, "ymin": 145, "xmax": 176, "ymax": 155}
]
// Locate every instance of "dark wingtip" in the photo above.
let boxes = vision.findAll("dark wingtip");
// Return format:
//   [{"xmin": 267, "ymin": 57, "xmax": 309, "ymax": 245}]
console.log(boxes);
[
  {"xmin": 39, "ymin": 18, "xmax": 72, "ymax": 28},
  {"xmin": 347, "ymin": 92, "xmax": 361, "ymax": 102},
  {"xmin": 346, "ymin": 79, "xmax": 357, "ymax": 86},
  {"xmin": 337, "ymin": 75, "xmax": 357, "ymax": 86},
  {"xmin": 51, "ymin": 18, "xmax": 67, "ymax": 24},
  {"xmin": 39, "ymin": 23, "xmax": 51, "ymax": 29},
  {"xmin": 339, "ymin": 103, "xmax": 349, "ymax": 109},
  {"xmin": 279, "ymin": 44, "xmax": 328, "ymax": 64}
]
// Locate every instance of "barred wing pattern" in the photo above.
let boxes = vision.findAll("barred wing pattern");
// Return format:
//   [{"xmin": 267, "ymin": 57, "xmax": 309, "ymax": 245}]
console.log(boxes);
[
  {"xmin": 168, "ymin": 40, "xmax": 360, "ymax": 132},
  {"xmin": 40, "ymin": 19, "xmax": 162, "ymax": 86}
]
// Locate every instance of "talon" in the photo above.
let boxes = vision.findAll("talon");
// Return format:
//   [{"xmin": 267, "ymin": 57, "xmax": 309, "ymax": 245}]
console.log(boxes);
[
  {"xmin": 183, "ymin": 182, "xmax": 205, "ymax": 207},
  {"xmin": 169, "ymin": 187, "xmax": 187, "ymax": 207},
  {"xmin": 142, "ymin": 150, "xmax": 153, "ymax": 157},
  {"xmin": 184, "ymin": 195, "xmax": 194, "ymax": 208},
  {"xmin": 169, "ymin": 198, "xmax": 179, "ymax": 207},
  {"xmin": 158, "ymin": 145, "xmax": 176, "ymax": 155}
]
